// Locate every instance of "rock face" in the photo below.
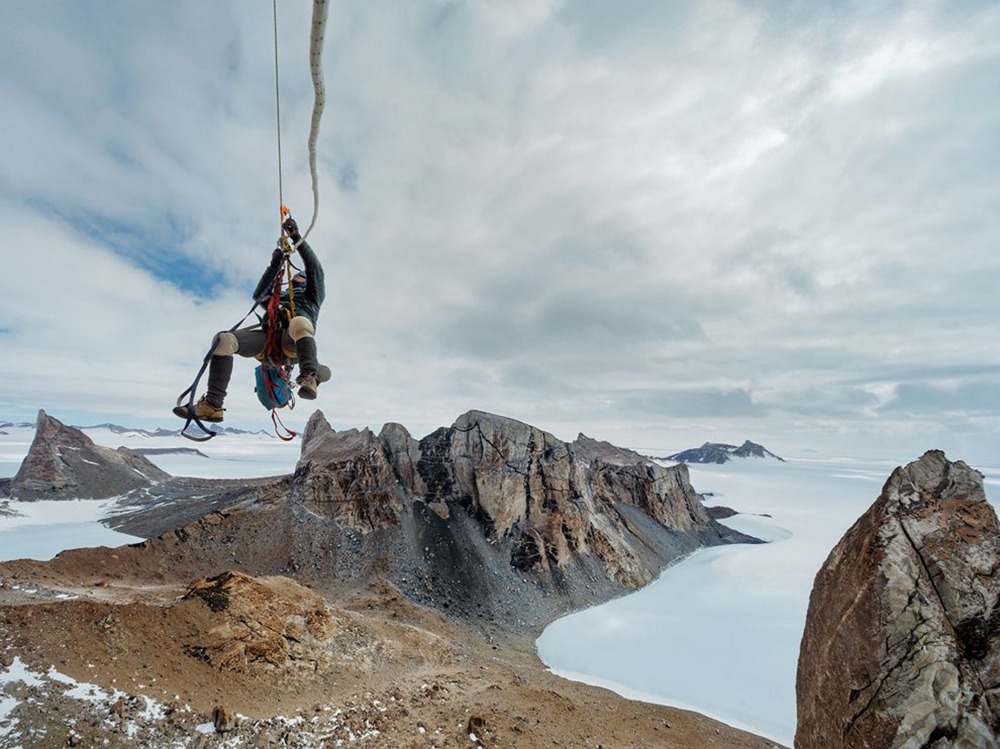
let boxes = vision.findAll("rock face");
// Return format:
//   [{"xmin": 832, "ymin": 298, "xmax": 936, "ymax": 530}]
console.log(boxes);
[
  {"xmin": 796, "ymin": 450, "xmax": 1000, "ymax": 748},
  {"xmin": 666, "ymin": 440, "xmax": 785, "ymax": 464},
  {"xmin": 381, "ymin": 410, "xmax": 722, "ymax": 587},
  {"xmin": 8, "ymin": 410, "xmax": 169, "ymax": 500},
  {"xmin": 295, "ymin": 412, "xmax": 404, "ymax": 531}
]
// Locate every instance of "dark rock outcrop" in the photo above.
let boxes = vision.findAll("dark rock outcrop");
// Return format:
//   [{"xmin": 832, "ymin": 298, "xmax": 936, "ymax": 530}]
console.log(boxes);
[
  {"xmin": 796, "ymin": 450, "xmax": 1000, "ymax": 748},
  {"xmin": 8, "ymin": 410, "xmax": 169, "ymax": 500},
  {"xmin": 665, "ymin": 440, "xmax": 785, "ymax": 464}
]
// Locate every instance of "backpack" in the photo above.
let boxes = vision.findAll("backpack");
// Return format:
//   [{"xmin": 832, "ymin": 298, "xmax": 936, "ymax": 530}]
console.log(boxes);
[{"xmin": 254, "ymin": 363, "xmax": 293, "ymax": 409}]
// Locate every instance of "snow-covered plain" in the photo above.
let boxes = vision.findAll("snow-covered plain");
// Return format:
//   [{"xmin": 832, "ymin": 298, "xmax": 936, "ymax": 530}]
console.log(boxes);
[
  {"xmin": 0, "ymin": 499, "xmax": 144, "ymax": 563},
  {"xmin": 537, "ymin": 455, "xmax": 1000, "ymax": 745}
]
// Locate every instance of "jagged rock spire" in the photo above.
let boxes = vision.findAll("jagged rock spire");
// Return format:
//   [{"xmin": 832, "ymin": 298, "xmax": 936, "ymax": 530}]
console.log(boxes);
[{"xmin": 797, "ymin": 450, "xmax": 1000, "ymax": 747}]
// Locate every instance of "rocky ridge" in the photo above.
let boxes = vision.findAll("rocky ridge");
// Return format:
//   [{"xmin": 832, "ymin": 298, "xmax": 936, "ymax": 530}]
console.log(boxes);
[
  {"xmin": 796, "ymin": 450, "xmax": 1000, "ymax": 747},
  {"xmin": 6, "ymin": 408, "xmax": 754, "ymax": 633}
]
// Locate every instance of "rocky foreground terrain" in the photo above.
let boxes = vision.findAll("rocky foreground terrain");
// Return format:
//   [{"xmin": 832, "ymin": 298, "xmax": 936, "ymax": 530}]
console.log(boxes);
[
  {"xmin": 0, "ymin": 410, "xmax": 775, "ymax": 748},
  {"xmin": 797, "ymin": 450, "xmax": 1000, "ymax": 747}
]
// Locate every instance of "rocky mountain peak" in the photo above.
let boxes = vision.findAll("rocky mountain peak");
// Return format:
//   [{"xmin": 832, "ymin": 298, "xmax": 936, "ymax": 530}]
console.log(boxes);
[
  {"xmin": 232, "ymin": 407, "xmax": 752, "ymax": 603},
  {"xmin": 732, "ymin": 440, "xmax": 785, "ymax": 461},
  {"xmin": 796, "ymin": 450, "xmax": 1000, "ymax": 747},
  {"xmin": 35, "ymin": 409, "xmax": 92, "ymax": 449},
  {"xmin": 300, "ymin": 410, "xmax": 334, "ymax": 449},
  {"xmin": 294, "ymin": 422, "xmax": 403, "ymax": 532},
  {"xmin": 7, "ymin": 410, "xmax": 170, "ymax": 501}
]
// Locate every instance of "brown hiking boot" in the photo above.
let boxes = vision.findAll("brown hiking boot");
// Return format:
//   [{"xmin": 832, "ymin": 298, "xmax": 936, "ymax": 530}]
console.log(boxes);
[
  {"xmin": 297, "ymin": 373, "xmax": 319, "ymax": 400},
  {"xmin": 172, "ymin": 395, "xmax": 225, "ymax": 423}
]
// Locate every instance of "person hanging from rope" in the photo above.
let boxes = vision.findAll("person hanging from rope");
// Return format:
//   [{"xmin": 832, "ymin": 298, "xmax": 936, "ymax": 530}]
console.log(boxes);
[{"xmin": 173, "ymin": 216, "xmax": 328, "ymax": 424}]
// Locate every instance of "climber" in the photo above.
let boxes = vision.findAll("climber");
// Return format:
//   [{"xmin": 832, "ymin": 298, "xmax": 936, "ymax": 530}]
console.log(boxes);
[{"xmin": 173, "ymin": 217, "xmax": 328, "ymax": 423}]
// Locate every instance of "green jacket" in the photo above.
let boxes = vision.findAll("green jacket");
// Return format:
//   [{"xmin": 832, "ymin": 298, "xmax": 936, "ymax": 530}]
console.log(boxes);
[{"xmin": 253, "ymin": 240, "xmax": 326, "ymax": 326}]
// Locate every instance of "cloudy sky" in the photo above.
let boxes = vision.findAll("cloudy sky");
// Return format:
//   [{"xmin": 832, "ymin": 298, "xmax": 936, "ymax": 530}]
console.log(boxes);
[{"xmin": 1, "ymin": 0, "xmax": 998, "ymax": 462}]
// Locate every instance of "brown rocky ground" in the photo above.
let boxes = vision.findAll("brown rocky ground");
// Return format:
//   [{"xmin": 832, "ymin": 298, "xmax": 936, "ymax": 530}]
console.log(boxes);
[{"xmin": 0, "ymin": 571, "xmax": 782, "ymax": 748}]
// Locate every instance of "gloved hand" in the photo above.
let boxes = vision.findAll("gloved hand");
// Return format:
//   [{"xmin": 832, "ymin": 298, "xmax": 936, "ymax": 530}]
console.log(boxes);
[
  {"xmin": 271, "ymin": 247, "xmax": 285, "ymax": 263},
  {"xmin": 282, "ymin": 217, "xmax": 301, "ymax": 242}
]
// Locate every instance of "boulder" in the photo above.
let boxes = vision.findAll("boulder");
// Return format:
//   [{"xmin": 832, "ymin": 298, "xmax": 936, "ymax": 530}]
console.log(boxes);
[
  {"xmin": 182, "ymin": 570, "xmax": 335, "ymax": 671},
  {"xmin": 796, "ymin": 450, "xmax": 1000, "ymax": 748},
  {"xmin": 8, "ymin": 410, "xmax": 169, "ymax": 500}
]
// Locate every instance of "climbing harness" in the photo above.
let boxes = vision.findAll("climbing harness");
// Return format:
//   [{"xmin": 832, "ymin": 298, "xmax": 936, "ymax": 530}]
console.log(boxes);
[
  {"xmin": 175, "ymin": 1, "xmax": 329, "ymax": 442},
  {"xmin": 255, "ymin": 247, "xmax": 299, "ymax": 442}
]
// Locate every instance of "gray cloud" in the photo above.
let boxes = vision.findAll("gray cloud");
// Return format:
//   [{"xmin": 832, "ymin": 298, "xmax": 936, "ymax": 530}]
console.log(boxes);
[
  {"xmin": 881, "ymin": 381, "xmax": 1000, "ymax": 415},
  {"xmin": 617, "ymin": 388, "xmax": 767, "ymax": 419}
]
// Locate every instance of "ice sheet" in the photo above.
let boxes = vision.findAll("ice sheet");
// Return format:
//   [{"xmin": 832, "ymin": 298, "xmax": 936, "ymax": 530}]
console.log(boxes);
[{"xmin": 0, "ymin": 500, "xmax": 144, "ymax": 562}]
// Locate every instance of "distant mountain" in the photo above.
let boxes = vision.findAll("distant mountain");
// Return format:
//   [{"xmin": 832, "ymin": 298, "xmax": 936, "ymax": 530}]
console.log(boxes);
[
  {"xmin": 664, "ymin": 440, "xmax": 785, "ymax": 464},
  {"xmin": 2, "ymin": 420, "xmax": 273, "ymax": 438},
  {"xmin": 77, "ymin": 423, "xmax": 273, "ymax": 438},
  {"xmin": 74, "ymin": 423, "xmax": 160, "ymax": 438}
]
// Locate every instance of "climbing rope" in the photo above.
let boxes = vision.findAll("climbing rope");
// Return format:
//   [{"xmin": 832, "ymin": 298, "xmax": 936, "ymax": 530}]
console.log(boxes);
[
  {"xmin": 298, "ymin": 0, "xmax": 329, "ymax": 246},
  {"xmin": 272, "ymin": 0, "xmax": 285, "ymax": 226},
  {"xmin": 272, "ymin": 0, "xmax": 329, "ymax": 248}
]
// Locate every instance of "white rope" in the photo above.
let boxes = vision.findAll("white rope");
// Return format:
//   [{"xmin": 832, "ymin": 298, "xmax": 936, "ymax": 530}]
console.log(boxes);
[
  {"xmin": 295, "ymin": 0, "xmax": 328, "ymax": 248},
  {"xmin": 272, "ymin": 0, "xmax": 284, "ymax": 229}
]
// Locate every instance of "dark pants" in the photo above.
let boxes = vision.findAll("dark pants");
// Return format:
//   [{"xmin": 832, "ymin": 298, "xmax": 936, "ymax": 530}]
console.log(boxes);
[{"xmin": 228, "ymin": 325, "xmax": 297, "ymax": 361}]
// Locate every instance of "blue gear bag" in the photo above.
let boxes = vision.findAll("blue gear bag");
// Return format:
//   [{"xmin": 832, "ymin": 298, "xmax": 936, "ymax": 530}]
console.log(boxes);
[{"xmin": 254, "ymin": 363, "xmax": 293, "ymax": 409}]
